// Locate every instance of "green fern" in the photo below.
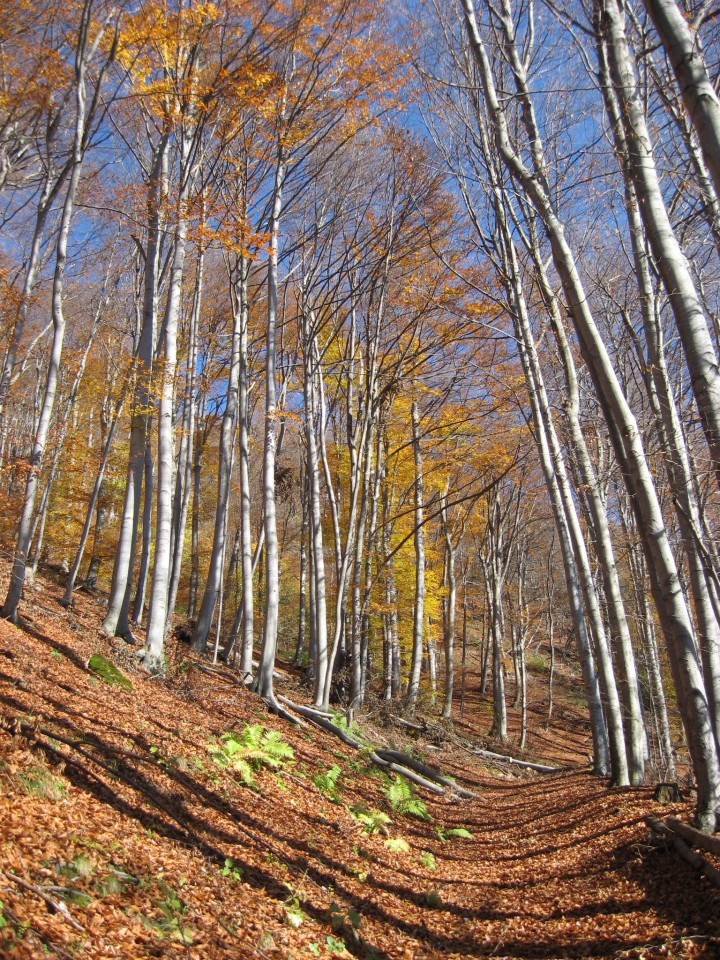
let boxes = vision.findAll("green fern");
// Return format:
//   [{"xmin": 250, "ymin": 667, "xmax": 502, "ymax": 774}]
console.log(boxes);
[
  {"xmin": 330, "ymin": 711, "xmax": 361, "ymax": 739},
  {"xmin": 381, "ymin": 776, "xmax": 430, "ymax": 820},
  {"xmin": 384, "ymin": 837, "xmax": 410, "ymax": 853},
  {"xmin": 420, "ymin": 850, "xmax": 436, "ymax": 870},
  {"xmin": 313, "ymin": 764, "xmax": 343, "ymax": 801},
  {"xmin": 209, "ymin": 724, "xmax": 294, "ymax": 784},
  {"xmin": 348, "ymin": 802, "xmax": 392, "ymax": 835}
]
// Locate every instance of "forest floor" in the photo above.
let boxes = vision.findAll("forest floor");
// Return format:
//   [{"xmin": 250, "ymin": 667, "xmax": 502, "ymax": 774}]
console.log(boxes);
[{"xmin": 0, "ymin": 564, "xmax": 719, "ymax": 960}]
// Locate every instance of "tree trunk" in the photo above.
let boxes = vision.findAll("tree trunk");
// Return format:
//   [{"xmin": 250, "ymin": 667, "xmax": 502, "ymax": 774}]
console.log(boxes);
[
  {"xmin": 406, "ymin": 398, "xmax": 425, "ymax": 714},
  {"xmin": 144, "ymin": 130, "xmax": 192, "ymax": 667},
  {"xmin": 192, "ymin": 262, "xmax": 242, "ymax": 653},
  {"xmin": 255, "ymin": 155, "xmax": 286, "ymax": 700},
  {"xmin": 102, "ymin": 134, "xmax": 168, "ymax": 638},
  {"xmin": 2, "ymin": 3, "xmax": 95, "ymax": 620},
  {"xmin": 642, "ymin": 0, "xmax": 720, "ymax": 208},
  {"xmin": 462, "ymin": 0, "xmax": 720, "ymax": 827}
]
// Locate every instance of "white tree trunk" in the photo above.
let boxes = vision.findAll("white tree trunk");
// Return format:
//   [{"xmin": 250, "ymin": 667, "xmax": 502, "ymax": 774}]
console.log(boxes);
[{"xmin": 406, "ymin": 398, "xmax": 425, "ymax": 714}]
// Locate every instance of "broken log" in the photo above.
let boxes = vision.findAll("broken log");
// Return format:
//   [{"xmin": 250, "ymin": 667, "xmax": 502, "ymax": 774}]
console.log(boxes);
[
  {"xmin": 468, "ymin": 747, "xmax": 558, "ymax": 774},
  {"xmin": 646, "ymin": 817, "xmax": 720, "ymax": 887},
  {"xmin": 374, "ymin": 749, "xmax": 478, "ymax": 799},
  {"xmin": 665, "ymin": 816, "xmax": 720, "ymax": 857},
  {"xmin": 278, "ymin": 697, "xmax": 476, "ymax": 799}
]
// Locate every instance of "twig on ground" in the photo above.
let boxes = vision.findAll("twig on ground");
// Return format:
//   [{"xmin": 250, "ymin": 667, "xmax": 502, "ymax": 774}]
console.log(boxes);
[{"xmin": 1, "ymin": 869, "xmax": 86, "ymax": 931}]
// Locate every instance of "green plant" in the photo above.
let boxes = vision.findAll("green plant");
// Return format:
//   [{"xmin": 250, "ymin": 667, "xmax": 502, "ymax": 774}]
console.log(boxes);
[
  {"xmin": 326, "ymin": 934, "xmax": 348, "ymax": 955},
  {"xmin": 220, "ymin": 858, "xmax": 243, "ymax": 882},
  {"xmin": 423, "ymin": 889, "xmax": 443, "ymax": 908},
  {"xmin": 313, "ymin": 764, "xmax": 343, "ymax": 802},
  {"xmin": 420, "ymin": 851, "xmax": 436, "ymax": 870},
  {"xmin": 56, "ymin": 854, "xmax": 94, "ymax": 883},
  {"xmin": 283, "ymin": 895, "xmax": 305, "ymax": 929},
  {"xmin": 0, "ymin": 900, "xmax": 7, "ymax": 930},
  {"xmin": 348, "ymin": 803, "xmax": 391, "ymax": 835},
  {"xmin": 436, "ymin": 825, "xmax": 472, "ymax": 842},
  {"xmin": 16, "ymin": 764, "xmax": 67, "ymax": 802},
  {"xmin": 381, "ymin": 776, "xmax": 430, "ymax": 820},
  {"xmin": 526, "ymin": 650, "xmax": 548, "ymax": 673},
  {"xmin": 330, "ymin": 711, "xmax": 363, "ymax": 742},
  {"xmin": 95, "ymin": 873, "xmax": 125, "ymax": 896},
  {"xmin": 142, "ymin": 880, "xmax": 193, "ymax": 944},
  {"xmin": 384, "ymin": 837, "xmax": 410, "ymax": 853},
  {"xmin": 208, "ymin": 724, "xmax": 294, "ymax": 785},
  {"xmin": 88, "ymin": 653, "xmax": 132, "ymax": 690}
]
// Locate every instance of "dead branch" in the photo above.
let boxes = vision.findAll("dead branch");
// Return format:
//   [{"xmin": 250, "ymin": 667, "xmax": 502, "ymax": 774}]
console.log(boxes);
[
  {"xmin": 646, "ymin": 817, "xmax": 720, "ymax": 887},
  {"xmin": 665, "ymin": 816, "xmax": 720, "ymax": 856},
  {"xmin": 467, "ymin": 747, "xmax": 558, "ymax": 773},
  {"xmin": 1, "ymin": 869, "xmax": 86, "ymax": 931},
  {"xmin": 278, "ymin": 697, "xmax": 476, "ymax": 798}
]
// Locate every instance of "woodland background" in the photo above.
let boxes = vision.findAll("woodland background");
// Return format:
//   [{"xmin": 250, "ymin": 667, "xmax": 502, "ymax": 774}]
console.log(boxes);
[{"xmin": 2, "ymin": 0, "xmax": 720, "ymax": 836}]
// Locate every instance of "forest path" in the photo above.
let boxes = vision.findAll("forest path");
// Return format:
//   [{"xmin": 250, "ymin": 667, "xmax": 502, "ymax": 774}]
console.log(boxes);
[{"xmin": 0, "ymin": 566, "xmax": 718, "ymax": 959}]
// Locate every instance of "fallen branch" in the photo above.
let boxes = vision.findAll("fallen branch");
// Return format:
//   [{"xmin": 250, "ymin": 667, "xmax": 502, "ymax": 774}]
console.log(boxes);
[
  {"xmin": 191, "ymin": 661, "xmax": 249, "ymax": 687},
  {"xmin": 646, "ymin": 817, "xmax": 720, "ymax": 887},
  {"xmin": 1, "ymin": 869, "xmax": 86, "ymax": 932},
  {"xmin": 277, "ymin": 696, "xmax": 333, "ymax": 719},
  {"xmin": 0, "ymin": 904, "xmax": 77, "ymax": 959},
  {"xmin": 278, "ymin": 697, "xmax": 477, "ymax": 798},
  {"xmin": 467, "ymin": 747, "xmax": 558, "ymax": 774},
  {"xmin": 389, "ymin": 715, "xmax": 427, "ymax": 732},
  {"xmin": 665, "ymin": 816, "xmax": 720, "ymax": 857},
  {"xmin": 374, "ymin": 749, "xmax": 478, "ymax": 799},
  {"xmin": 367, "ymin": 752, "xmax": 445, "ymax": 794},
  {"xmin": 390, "ymin": 713, "xmax": 559, "ymax": 774}
]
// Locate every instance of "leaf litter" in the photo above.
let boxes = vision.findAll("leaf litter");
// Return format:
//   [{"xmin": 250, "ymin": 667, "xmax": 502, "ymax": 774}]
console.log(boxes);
[{"xmin": 0, "ymin": 564, "xmax": 718, "ymax": 959}]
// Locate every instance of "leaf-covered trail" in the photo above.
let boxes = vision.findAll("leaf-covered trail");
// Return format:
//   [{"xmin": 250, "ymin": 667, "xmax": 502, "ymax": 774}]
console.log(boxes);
[{"xmin": 0, "ymin": 572, "xmax": 718, "ymax": 959}]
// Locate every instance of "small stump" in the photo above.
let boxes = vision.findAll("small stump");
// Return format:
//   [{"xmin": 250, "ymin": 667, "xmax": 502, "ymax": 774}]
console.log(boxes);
[{"xmin": 653, "ymin": 782, "xmax": 682, "ymax": 803}]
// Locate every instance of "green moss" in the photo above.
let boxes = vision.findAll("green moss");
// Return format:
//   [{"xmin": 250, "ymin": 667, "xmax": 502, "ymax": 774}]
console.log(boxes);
[{"xmin": 88, "ymin": 654, "xmax": 132, "ymax": 690}]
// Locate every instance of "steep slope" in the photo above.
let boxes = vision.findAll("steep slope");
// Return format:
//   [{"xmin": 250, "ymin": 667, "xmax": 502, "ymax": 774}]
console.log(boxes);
[{"xmin": 0, "ymin": 568, "xmax": 718, "ymax": 959}]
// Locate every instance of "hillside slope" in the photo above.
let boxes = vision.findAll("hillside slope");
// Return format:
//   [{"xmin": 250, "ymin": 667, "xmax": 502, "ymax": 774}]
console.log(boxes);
[{"xmin": 0, "ymin": 570, "xmax": 718, "ymax": 959}]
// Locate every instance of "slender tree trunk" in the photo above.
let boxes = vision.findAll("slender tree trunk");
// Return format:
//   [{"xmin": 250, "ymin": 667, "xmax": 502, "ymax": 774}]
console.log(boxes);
[
  {"xmin": 301, "ymin": 304, "xmax": 328, "ymax": 701},
  {"xmin": 131, "ymin": 443, "xmax": 154, "ymax": 623},
  {"xmin": 193, "ymin": 265, "xmax": 242, "ymax": 653},
  {"xmin": 441, "ymin": 490, "xmax": 456, "ymax": 720},
  {"xmin": 2, "ymin": 5, "xmax": 95, "ymax": 620},
  {"xmin": 144, "ymin": 130, "xmax": 192, "ymax": 666},
  {"xmin": 256, "ymin": 154, "xmax": 286, "ymax": 700},
  {"xmin": 166, "ymin": 237, "xmax": 203, "ymax": 629},
  {"xmin": 406, "ymin": 398, "xmax": 425, "ymax": 713},
  {"xmin": 642, "ymin": 0, "xmax": 720, "ymax": 207},
  {"xmin": 102, "ymin": 135, "xmax": 168, "ymax": 638},
  {"xmin": 187, "ymin": 400, "xmax": 204, "ymax": 620},
  {"xmin": 294, "ymin": 467, "xmax": 309, "ymax": 667}
]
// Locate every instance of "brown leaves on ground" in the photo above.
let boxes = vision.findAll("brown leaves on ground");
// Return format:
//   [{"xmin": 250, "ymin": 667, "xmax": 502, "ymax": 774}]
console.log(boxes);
[{"xmin": 0, "ymin": 569, "xmax": 719, "ymax": 959}]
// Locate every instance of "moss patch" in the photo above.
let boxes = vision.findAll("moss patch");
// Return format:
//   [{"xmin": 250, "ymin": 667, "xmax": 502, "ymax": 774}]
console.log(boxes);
[{"xmin": 88, "ymin": 654, "xmax": 132, "ymax": 690}]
